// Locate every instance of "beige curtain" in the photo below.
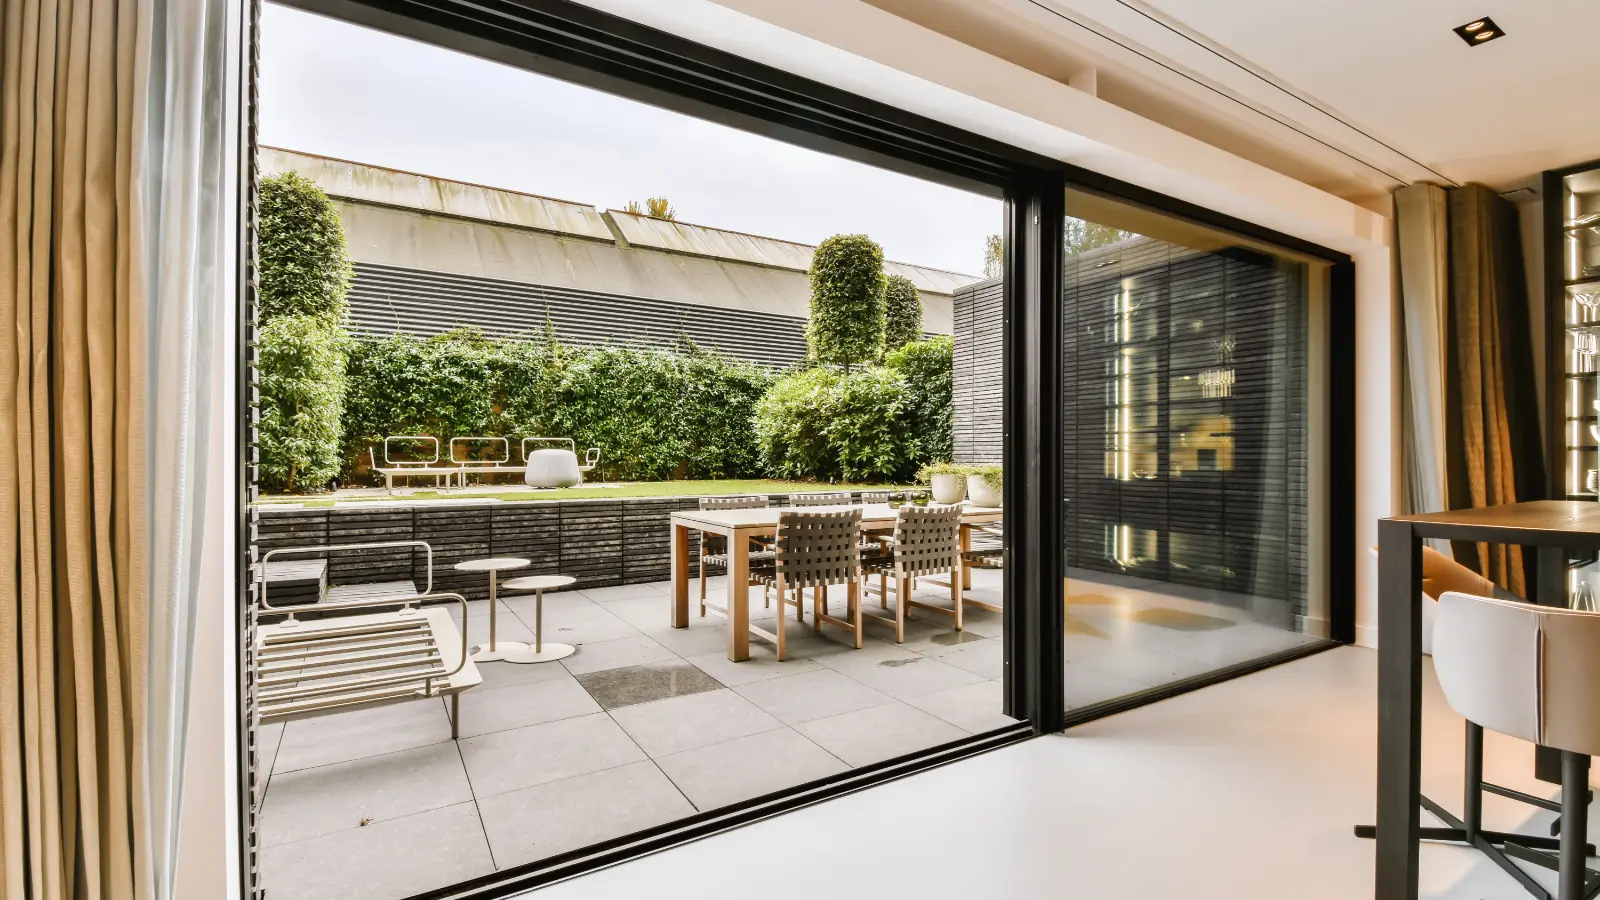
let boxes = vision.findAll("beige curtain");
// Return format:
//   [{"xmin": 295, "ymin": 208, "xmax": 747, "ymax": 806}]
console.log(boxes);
[
  {"xmin": 0, "ymin": 1, "xmax": 151, "ymax": 897},
  {"xmin": 1394, "ymin": 183, "xmax": 1451, "ymax": 552},
  {"xmin": 1446, "ymin": 184, "xmax": 1546, "ymax": 595}
]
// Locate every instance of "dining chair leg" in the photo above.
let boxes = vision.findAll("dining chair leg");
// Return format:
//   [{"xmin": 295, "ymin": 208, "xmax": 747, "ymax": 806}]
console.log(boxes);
[
  {"xmin": 698, "ymin": 555, "xmax": 707, "ymax": 616},
  {"xmin": 951, "ymin": 562, "xmax": 963, "ymax": 631},
  {"xmin": 812, "ymin": 585, "xmax": 823, "ymax": 633},
  {"xmin": 850, "ymin": 579, "xmax": 863, "ymax": 649},
  {"xmin": 879, "ymin": 571, "xmax": 887, "ymax": 608},
  {"xmin": 894, "ymin": 568, "xmax": 906, "ymax": 644},
  {"xmin": 775, "ymin": 580, "xmax": 787, "ymax": 662}
]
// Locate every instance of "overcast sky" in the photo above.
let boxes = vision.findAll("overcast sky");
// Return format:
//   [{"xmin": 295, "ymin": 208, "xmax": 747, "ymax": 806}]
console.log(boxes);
[{"xmin": 259, "ymin": 4, "xmax": 1001, "ymax": 275}]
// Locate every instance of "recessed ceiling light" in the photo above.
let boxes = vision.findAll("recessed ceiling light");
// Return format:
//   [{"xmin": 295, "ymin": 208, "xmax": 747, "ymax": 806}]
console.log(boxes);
[{"xmin": 1454, "ymin": 16, "xmax": 1505, "ymax": 46}]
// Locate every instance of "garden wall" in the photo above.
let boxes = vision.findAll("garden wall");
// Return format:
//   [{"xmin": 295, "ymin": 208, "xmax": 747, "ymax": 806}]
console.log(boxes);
[{"xmin": 256, "ymin": 493, "xmax": 871, "ymax": 601}]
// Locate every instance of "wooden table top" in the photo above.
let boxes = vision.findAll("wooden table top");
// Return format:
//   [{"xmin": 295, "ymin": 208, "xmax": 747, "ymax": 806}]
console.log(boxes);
[
  {"xmin": 1386, "ymin": 501, "xmax": 1600, "ymax": 548},
  {"xmin": 673, "ymin": 503, "xmax": 1003, "ymax": 532}
]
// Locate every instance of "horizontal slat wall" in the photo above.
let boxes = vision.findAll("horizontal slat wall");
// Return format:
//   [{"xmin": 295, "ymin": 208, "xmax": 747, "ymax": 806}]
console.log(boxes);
[
  {"xmin": 952, "ymin": 277, "xmax": 1004, "ymax": 465},
  {"xmin": 1059, "ymin": 235, "xmax": 1309, "ymax": 618},
  {"xmin": 348, "ymin": 262, "xmax": 809, "ymax": 368},
  {"xmin": 254, "ymin": 491, "xmax": 905, "ymax": 597}
]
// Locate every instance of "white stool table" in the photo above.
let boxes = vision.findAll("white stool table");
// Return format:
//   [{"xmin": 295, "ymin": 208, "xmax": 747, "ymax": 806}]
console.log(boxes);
[
  {"xmin": 455, "ymin": 557, "xmax": 530, "ymax": 662},
  {"xmin": 501, "ymin": 574, "xmax": 577, "ymax": 663}
]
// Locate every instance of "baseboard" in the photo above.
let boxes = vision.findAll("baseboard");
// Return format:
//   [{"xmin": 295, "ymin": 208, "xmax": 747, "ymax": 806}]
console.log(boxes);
[{"xmin": 1355, "ymin": 623, "xmax": 1378, "ymax": 648}]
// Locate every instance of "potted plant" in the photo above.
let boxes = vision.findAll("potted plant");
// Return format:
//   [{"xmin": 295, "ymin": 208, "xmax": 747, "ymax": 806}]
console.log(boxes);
[
  {"xmin": 966, "ymin": 465, "xmax": 1002, "ymax": 507},
  {"xmin": 919, "ymin": 461, "xmax": 968, "ymax": 504}
]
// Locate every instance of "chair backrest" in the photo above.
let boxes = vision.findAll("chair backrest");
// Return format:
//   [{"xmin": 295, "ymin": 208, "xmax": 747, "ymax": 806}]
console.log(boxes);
[
  {"xmin": 857, "ymin": 491, "xmax": 892, "ymax": 504},
  {"xmin": 892, "ymin": 505, "xmax": 962, "ymax": 576},
  {"xmin": 1435, "ymin": 591, "xmax": 1600, "ymax": 757},
  {"xmin": 699, "ymin": 495, "xmax": 767, "ymax": 511},
  {"xmin": 789, "ymin": 491, "xmax": 850, "ymax": 507},
  {"xmin": 775, "ymin": 508, "xmax": 862, "ymax": 588}
]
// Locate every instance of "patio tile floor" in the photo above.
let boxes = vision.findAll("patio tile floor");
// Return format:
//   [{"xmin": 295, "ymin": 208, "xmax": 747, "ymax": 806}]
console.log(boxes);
[{"xmin": 261, "ymin": 568, "xmax": 1320, "ymax": 900}]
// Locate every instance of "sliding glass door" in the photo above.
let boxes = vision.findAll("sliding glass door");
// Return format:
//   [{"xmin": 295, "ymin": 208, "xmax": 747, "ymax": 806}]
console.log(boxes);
[{"xmin": 1058, "ymin": 188, "xmax": 1334, "ymax": 712}]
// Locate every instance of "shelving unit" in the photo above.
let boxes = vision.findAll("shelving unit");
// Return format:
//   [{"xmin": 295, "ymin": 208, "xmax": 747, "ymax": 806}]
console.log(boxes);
[{"xmin": 1546, "ymin": 160, "xmax": 1600, "ymax": 501}]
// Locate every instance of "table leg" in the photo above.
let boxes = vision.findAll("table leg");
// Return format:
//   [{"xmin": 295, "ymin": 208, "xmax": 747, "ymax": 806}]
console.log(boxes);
[
  {"xmin": 726, "ymin": 533, "xmax": 750, "ymax": 662},
  {"xmin": 1375, "ymin": 518, "xmax": 1422, "ymax": 900},
  {"xmin": 488, "ymin": 570, "xmax": 498, "ymax": 652},
  {"xmin": 960, "ymin": 524, "xmax": 973, "ymax": 590},
  {"xmin": 1536, "ymin": 545, "xmax": 1568, "ymax": 784},
  {"xmin": 535, "ymin": 588, "xmax": 544, "ymax": 654},
  {"xmin": 672, "ymin": 523, "xmax": 690, "ymax": 628}
]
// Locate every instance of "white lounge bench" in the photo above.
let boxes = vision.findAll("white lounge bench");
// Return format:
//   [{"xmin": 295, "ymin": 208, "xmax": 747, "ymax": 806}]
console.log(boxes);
[
  {"xmin": 255, "ymin": 541, "xmax": 480, "ymax": 739},
  {"xmin": 368, "ymin": 436, "xmax": 461, "ymax": 494}
]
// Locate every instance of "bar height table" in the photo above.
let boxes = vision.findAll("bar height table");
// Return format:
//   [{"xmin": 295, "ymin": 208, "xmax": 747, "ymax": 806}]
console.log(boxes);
[
  {"xmin": 1373, "ymin": 501, "xmax": 1600, "ymax": 900},
  {"xmin": 455, "ymin": 557, "xmax": 530, "ymax": 662}
]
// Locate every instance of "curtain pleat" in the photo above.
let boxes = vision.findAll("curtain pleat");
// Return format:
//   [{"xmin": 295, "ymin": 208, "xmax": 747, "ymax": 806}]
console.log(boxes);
[
  {"xmin": 1446, "ymin": 184, "xmax": 1546, "ymax": 595},
  {"xmin": 1, "ymin": 0, "xmax": 150, "ymax": 896}
]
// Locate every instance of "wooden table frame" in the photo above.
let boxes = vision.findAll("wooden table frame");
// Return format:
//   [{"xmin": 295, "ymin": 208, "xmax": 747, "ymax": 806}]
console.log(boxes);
[
  {"xmin": 1375, "ymin": 501, "xmax": 1600, "ymax": 900},
  {"xmin": 671, "ymin": 503, "xmax": 1004, "ymax": 661}
]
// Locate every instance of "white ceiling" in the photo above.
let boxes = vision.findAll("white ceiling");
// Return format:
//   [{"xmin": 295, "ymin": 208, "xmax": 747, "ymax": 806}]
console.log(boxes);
[
  {"xmin": 861, "ymin": 0, "xmax": 1600, "ymax": 205},
  {"xmin": 1129, "ymin": 0, "xmax": 1600, "ymax": 187}
]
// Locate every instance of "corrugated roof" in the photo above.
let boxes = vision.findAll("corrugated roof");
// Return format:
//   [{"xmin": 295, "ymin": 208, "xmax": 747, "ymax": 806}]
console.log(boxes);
[
  {"xmin": 262, "ymin": 147, "xmax": 983, "ymax": 295},
  {"xmin": 261, "ymin": 147, "xmax": 614, "ymax": 243}
]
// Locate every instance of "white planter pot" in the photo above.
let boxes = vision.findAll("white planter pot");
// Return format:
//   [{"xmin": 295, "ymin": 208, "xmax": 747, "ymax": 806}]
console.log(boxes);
[
  {"xmin": 930, "ymin": 473, "xmax": 966, "ymax": 504},
  {"xmin": 966, "ymin": 474, "xmax": 1002, "ymax": 508}
]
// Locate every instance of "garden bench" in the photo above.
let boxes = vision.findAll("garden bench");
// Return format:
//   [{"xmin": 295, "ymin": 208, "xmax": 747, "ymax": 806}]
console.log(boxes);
[
  {"xmin": 254, "ymin": 541, "xmax": 479, "ymax": 739},
  {"xmin": 368, "ymin": 436, "xmax": 461, "ymax": 494}
]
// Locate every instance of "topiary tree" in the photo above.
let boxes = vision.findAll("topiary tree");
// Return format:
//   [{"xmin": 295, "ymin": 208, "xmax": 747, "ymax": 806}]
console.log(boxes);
[
  {"xmin": 257, "ymin": 170, "xmax": 352, "ymax": 491},
  {"xmin": 259, "ymin": 171, "xmax": 352, "ymax": 322},
  {"xmin": 806, "ymin": 234, "xmax": 885, "ymax": 371},
  {"xmin": 882, "ymin": 274, "xmax": 922, "ymax": 351},
  {"xmin": 259, "ymin": 316, "xmax": 348, "ymax": 492}
]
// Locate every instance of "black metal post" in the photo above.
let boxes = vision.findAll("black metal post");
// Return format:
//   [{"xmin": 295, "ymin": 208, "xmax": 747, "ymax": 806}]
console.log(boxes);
[
  {"xmin": 1002, "ymin": 174, "xmax": 1065, "ymax": 731},
  {"xmin": 1562, "ymin": 752, "xmax": 1591, "ymax": 900},
  {"xmin": 1538, "ymin": 545, "xmax": 1569, "ymax": 784},
  {"xmin": 1464, "ymin": 721, "xmax": 1484, "ymax": 841},
  {"xmin": 1376, "ymin": 518, "xmax": 1422, "ymax": 900}
]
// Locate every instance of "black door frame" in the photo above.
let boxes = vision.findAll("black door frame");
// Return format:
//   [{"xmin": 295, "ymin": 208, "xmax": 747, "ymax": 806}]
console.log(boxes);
[{"xmin": 237, "ymin": 0, "xmax": 1357, "ymax": 895}]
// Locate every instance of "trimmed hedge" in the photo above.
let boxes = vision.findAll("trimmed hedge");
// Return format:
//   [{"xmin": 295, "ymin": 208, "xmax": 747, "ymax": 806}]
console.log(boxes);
[
  {"xmin": 342, "ymin": 329, "xmax": 771, "ymax": 483},
  {"xmin": 882, "ymin": 274, "xmax": 922, "ymax": 351},
  {"xmin": 259, "ymin": 172, "xmax": 352, "ymax": 322},
  {"xmin": 805, "ymin": 234, "xmax": 885, "ymax": 369},
  {"xmin": 259, "ymin": 316, "xmax": 348, "ymax": 492},
  {"xmin": 885, "ymin": 336, "xmax": 953, "ymax": 466}
]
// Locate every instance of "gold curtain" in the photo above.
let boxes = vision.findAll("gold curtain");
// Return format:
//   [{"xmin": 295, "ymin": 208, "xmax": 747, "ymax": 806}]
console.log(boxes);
[
  {"xmin": 1446, "ymin": 184, "xmax": 1545, "ymax": 595},
  {"xmin": 1, "ymin": 0, "xmax": 150, "ymax": 897}
]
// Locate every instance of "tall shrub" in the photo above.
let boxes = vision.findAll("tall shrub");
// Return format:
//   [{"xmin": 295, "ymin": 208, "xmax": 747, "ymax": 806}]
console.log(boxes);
[
  {"xmin": 882, "ymin": 274, "xmax": 922, "ymax": 351},
  {"xmin": 259, "ymin": 172, "xmax": 352, "ymax": 322},
  {"xmin": 806, "ymin": 234, "xmax": 885, "ymax": 370},
  {"xmin": 885, "ymin": 336, "xmax": 953, "ymax": 466},
  {"xmin": 258, "ymin": 171, "xmax": 352, "ymax": 492},
  {"xmin": 259, "ymin": 317, "xmax": 347, "ymax": 491},
  {"xmin": 754, "ymin": 366, "xmax": 910, "ymax": 482}
]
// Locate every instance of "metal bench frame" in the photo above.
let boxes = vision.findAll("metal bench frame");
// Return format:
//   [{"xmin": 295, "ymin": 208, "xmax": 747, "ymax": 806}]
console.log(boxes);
[
  {"xmin": 368, "ymin": 436, "xmax": 461, "ymax": 493},
  {"xmin": 254, "ymin": 541, "xmax": 476, "ymax": 739}
]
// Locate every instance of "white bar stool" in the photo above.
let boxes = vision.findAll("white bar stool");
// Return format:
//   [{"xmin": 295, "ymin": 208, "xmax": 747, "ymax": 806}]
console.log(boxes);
[{"xmin": 1431, "ymin": 590, "xmax": 1600, "ymax": 900}]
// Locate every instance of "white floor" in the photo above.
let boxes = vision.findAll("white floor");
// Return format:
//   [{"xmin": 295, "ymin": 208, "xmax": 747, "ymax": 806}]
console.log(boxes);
[{"xmin": 528, "ymin": 646, "xmax": 1594, "ymax": 900}]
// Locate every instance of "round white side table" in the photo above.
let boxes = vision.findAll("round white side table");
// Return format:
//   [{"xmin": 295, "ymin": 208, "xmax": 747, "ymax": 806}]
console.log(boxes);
[
  {"xmin": 500, "ymin": 574, "xmax": 578, "ymax": 663},
  {"xmin": 455, "ymin": 557, "xmax": 530, "ymax": 662}
]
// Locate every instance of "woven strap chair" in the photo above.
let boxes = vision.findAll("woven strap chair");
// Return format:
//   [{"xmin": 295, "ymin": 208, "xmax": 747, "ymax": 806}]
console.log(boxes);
[
  {"xmin": 864, "ymin": 505, "xmax": 964, "ymax": 642},
  {"xmin": 697, "ymin": 495, "xmax": 775, "ymax": 615},
  {"xmin": 788, "ymin": 491, "xmax": 851, "ymax": 507},
  {"xmin": 857, "ymin": 491, "xmax": 892, "ymax": 504},
  {"xmin": 768, "ymin": 508, "xmax": 864, "ymax": 658}
]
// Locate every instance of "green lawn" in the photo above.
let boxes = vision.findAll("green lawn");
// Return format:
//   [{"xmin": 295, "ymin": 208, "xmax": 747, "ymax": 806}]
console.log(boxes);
[{"xmin": 259, "ymin": 479, "xmax": 900, "ymax": 505}]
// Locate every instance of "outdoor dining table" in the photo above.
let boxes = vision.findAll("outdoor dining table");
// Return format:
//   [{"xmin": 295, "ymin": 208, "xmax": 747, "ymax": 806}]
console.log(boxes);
[
  {"xmin": 1369, "ymin": 501, "xmax": 1600, "ymax": 899},
  {"xmin": 670, "ymin": 502, "xmax": 1004, "ymax": 661}
]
